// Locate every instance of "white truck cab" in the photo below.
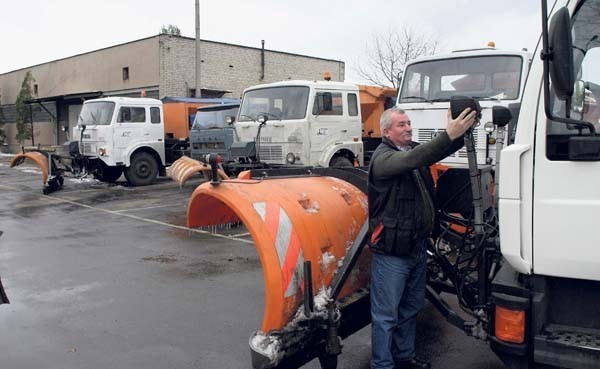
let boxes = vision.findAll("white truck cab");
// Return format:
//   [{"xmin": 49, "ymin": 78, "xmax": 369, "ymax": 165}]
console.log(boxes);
[
  {"xmin": 74, "ymin": 97, "xmax": 166, "ymax": 185},
  {"xmin": 397, "ymin": 48, "xmax": 531, "ymax": 165},
  {"xmin": 234, "ymin": 80, "xmax": 363, "ymax": 167}
]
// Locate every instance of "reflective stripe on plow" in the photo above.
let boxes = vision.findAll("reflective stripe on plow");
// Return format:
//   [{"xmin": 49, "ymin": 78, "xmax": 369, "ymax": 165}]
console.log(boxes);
[{"xmin": 254, "ymin": 201, "xmax": 304, "ymax": 297}]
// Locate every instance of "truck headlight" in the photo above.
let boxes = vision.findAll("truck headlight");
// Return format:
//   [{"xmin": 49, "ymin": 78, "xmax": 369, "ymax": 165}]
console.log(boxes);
[{"xmin": 286, "ymin": 152, "xmax": 296, "ymax": 164}]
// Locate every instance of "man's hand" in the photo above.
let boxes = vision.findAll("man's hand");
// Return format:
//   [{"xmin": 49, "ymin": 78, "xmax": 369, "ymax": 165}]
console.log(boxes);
[{"xmin": 446, "ymin": 108, "xmax": 477, "ymax": 140}]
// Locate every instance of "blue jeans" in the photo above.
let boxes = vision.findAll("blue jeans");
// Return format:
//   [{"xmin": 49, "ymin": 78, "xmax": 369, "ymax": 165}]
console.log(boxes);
[{"xmin": 370, "ymin": 240, "xmax": 427, "ymax": 369}]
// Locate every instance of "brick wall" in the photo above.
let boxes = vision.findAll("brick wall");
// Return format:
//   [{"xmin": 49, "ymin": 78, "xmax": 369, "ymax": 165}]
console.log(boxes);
[{"xmin": 159, "ymin": 35, "xmax": 345, "ymax": 98}]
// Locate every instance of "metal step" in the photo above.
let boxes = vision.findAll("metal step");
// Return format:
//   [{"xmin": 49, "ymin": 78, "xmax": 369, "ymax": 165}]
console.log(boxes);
[{"xmin": 534, "ymin": 324, "xmax": 600, "ymax": 369}]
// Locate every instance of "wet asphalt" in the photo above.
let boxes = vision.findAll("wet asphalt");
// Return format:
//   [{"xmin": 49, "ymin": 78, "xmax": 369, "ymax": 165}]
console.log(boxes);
[{"xmin": 0, "ymin": 155, "xmax": 506, "ymax": 369}]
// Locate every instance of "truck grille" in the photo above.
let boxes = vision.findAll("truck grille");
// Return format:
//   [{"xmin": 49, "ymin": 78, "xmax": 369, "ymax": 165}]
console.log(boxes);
[
  {"xmin": 82, "ymin": 143, "xmax": 94, "ymax": 154},
  {"xmin": 417, "ymin": 129, "xmax": 446, "ymax": 142},
  {"xmin": 258, "ymin": 145, "xmax": 283, "ymax": 161}
]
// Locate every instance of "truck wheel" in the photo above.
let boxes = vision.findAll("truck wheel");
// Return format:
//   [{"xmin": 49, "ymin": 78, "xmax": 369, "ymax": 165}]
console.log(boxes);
[
  {"xmin": 124, "ymin": 152, "xmax": 159, "ymax": 186},
  {"xmin": 94, "ymin": 165, "xmax": 123, "ymax": 183},
  {"xmin": 330, "ymin": 156, "xmax": 353, "ymax": 168}
]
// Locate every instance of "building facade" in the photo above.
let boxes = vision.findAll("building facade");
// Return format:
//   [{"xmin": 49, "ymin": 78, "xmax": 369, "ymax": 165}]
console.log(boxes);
[{"xmin": 0, "ymin": 35, "xmax": 344, "ymax": 152}]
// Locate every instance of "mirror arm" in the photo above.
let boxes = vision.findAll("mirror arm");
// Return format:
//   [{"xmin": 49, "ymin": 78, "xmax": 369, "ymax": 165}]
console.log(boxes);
[{"xmin": 541, "ymin": 0, "xmax": 596, "ymax": 135}]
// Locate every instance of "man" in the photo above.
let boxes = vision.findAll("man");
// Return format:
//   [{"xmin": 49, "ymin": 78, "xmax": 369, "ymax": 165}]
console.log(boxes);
[{"xmin": 368, "ymin": 107, "xmax": 476, "ymax": 369}]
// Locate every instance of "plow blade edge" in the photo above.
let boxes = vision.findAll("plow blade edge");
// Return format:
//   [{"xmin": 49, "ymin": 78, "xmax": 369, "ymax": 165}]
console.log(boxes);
[
  {"xmin": 10, "ymin": 152, "xmax": 50, "ymax": 184},
  {"xmin": 168, "ymin": 155, "xmax": 229, "ymax": 186}
]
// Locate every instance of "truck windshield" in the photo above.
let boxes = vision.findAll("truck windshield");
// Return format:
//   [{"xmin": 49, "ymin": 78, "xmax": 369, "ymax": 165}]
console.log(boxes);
[
  {"xmin": 78, "ymin": 101, "xmax": 115, "ymax": 126},
  {"xmin": 399, "ymin": 55, "xmax": 523, "ymax": 102},
  {"xmin": 238, "ymin": 86, "xmax": 310, "ymax": 122}
]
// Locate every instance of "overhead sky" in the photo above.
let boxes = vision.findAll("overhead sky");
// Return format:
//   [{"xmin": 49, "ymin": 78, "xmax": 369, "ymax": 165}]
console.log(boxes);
[{"xmin": 0, "ymin": 0, "xmax": 541, "ymax": 84}]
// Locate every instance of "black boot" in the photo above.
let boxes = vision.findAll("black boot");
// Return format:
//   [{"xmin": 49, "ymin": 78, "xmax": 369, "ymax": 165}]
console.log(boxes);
[{"xmin": 395, "ymin": 357, "xmax": 431, "ymax": 369}]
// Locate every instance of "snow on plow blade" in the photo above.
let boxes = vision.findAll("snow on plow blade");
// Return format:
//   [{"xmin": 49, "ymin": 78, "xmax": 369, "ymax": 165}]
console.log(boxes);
[
  {"xmin": 168, "ymin": 155, "xmax": 229, "ymax": 186},
  {"xmin": 10, "ymin": 151, "xmax": 49, "ymax": 184},
  {"xmin": 186, "ymin": 173, "xmax": 372, "ymax": 367}
]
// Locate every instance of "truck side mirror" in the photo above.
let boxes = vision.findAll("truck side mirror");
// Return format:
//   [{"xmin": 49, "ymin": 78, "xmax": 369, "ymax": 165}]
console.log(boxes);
[
  {"xmin": 226, "ymin": 116, "xmax": 236, "ymax": 125},
  {"xmin": 492, "ymin": 106, "xmax": 512, "ymax": 127},
  {"xmin": 548, "ymin": 7, "xmax": 574, "ymax": 101},
  {"xmin": 256, "ymin": 114, "xmax": 268, "ymax": 125}
]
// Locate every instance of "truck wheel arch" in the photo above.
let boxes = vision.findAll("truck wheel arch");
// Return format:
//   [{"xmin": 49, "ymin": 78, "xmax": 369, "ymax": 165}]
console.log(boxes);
[
  {"xmin": 125, "ymin": 146, "xmax": 163, "ymax": 169},
  {"xmin": 326, "ymin": 148, "xmax": 357, "ymax": 167}
]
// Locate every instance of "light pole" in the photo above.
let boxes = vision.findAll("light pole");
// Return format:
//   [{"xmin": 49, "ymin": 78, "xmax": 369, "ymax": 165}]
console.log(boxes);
[{"xmin": 195, "ymin": 0, "xmax": 201, "ymax": 98}]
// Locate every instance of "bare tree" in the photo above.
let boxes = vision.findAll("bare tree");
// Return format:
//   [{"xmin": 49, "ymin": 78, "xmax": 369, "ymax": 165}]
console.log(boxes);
[
  {"xmin": 160, "ymin": 24, "xmax": 181, "ymax": 36},
  {"xmin": 356, "ymin": 26, "xmax": 438, "ymax": 89}
]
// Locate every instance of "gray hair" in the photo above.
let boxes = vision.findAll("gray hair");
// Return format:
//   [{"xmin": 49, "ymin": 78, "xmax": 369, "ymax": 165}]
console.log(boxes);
[{"xmin": 379, "ymin": 108, "xmax": 406, "ymax": 134}]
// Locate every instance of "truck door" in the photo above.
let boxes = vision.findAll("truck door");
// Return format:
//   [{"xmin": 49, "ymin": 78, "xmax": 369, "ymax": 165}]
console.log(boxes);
[
  {"xmin": 532, "ymin": 3, "xmax": 600, "ymax": 281},
  {"xmin": 309, "ymin": 90, "xmax": 359, "ymax": 165},
  {"xmin": 113, "ymin": 105, "xmax": 148, "ymax": 162}
]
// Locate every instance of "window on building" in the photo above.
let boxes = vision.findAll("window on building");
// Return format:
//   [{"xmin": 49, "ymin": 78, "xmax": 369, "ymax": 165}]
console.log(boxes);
[
  {"xmin": 150, "ymin": 107, "xmax": 161, "ymax": 123},
  {"xmin": 188, "ymin": 88, "xmax": 197, "ymax": 98},
  {"xmin": 122, "ymin": 67, "xmax": 129, "ymax": 81},
  {"xmin": 34, "ymin": 84, "xmax": 38, "ymax": 96},
  {"xmin": 117, "ymin": 107, "xmax": 146, "ymax": 123}
]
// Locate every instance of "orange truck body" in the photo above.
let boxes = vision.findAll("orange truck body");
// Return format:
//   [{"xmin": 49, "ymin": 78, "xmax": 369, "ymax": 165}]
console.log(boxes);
[
  {"xmin": 163, "ymin": 101, "xmax": 215, "ymax": 140},
  {"xmin": 358, "ymin": 85, "xmax": 397, "ymax": 139}
]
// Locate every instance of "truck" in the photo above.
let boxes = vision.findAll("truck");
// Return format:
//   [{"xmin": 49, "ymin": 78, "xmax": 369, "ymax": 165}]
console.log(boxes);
[
  {"xmin": 10, "ymin": 96, "xmax": 237, "ymax": 193},
  {"xmin": 168, "ymin": 79, "xmax": 395, "ymax": 185},
  {"xmin": 397, "ymin": 46, "xmax": 531, "ymax": 166},
  {"xmin": 182, "ymin": 0, "xmax": 600, "ymax": 368}
]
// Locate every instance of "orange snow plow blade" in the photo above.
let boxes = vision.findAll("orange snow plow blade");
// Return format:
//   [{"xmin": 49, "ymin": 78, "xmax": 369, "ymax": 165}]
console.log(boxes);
[
  {"xmin": 168, "ymin": 155, "xmax": 229, "ymax": 186},
  {"xmin": 187, "ymin": 175, "xmax": 371, "ymax": 332},
  {"xmin": 10, "ymin": 151, "xmax": 49, "ymax": 184}
]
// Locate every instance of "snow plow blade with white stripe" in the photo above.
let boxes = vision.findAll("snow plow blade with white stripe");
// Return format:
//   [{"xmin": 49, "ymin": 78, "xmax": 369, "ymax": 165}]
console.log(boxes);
[{"xmin": 186, "ymin": 167, "xmax": 372, "ymax": 369}]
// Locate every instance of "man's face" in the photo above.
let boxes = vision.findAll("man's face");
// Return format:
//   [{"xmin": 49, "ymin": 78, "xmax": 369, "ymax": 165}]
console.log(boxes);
[{"xmin": 384, "ymin": 112, "xmax": 412, "ymax": 147}]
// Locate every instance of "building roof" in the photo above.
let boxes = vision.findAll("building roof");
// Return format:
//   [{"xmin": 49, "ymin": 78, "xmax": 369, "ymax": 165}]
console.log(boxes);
[
  {"xmin": 25, "ymin": 91, "xmax": 103, "ymax": 104},
  {"xmin": 1, "ymin": 34, "xmax": 343, "ymax": 76}
]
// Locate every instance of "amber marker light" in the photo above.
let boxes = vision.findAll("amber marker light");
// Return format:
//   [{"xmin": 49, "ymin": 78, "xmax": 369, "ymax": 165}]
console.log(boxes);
[{"xmin": 495, "ymin": 306, "xmax": 525, "ymax": 344}]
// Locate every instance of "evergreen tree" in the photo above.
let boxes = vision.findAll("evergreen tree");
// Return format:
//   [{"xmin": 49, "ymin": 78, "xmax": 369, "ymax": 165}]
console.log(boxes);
[{"xmin": 15, "ymin": 71, "xmax": 35, "ymax": 144}]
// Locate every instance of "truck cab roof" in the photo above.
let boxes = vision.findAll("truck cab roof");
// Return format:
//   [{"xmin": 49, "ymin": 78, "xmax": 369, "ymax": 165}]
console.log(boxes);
[
  {"xmin": 85, "ymin": 97, "xmax": 162, "ymax": 105},
  {"xmin": 407, "ymin": 48, "xmax": 531, "ymax": 65},
  {"xmin": 243, "ymin": 80, "xmax": 360, "ymax": 93}
]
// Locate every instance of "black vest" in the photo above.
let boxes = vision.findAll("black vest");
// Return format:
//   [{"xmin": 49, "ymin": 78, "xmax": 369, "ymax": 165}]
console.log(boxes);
[{"xmin": 367, "ymin": 140, "xmax": 437, "ymax": 257}]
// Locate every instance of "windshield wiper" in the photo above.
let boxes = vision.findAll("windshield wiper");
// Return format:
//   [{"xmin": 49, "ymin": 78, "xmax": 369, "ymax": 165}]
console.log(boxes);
[
  {"xmin": 238, "ymin": 114, "xmax": 256, "ymax": 122},
  {"xmin": 89, "ymin": 111, "xmax": 99, "ymax": 125},
  {"xmin": 258, "ymin": 111, "xmax": 282, "ymax": 121},
  {"xmin": 400, "ymin": 96, "xmax": 429, "ymax": 101},
  {"xmin": 399, "ymin": 96, "xmax": 449, "ymax": 103}
]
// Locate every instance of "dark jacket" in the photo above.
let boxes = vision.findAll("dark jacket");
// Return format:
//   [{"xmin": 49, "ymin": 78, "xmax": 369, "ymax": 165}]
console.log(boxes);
[{"xmin": 368, "ymin": 132, "xmax": 464, "ymax": 256}]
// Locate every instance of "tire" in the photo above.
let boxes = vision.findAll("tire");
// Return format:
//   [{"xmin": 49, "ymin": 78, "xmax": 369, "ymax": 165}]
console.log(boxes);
[
  {"xmin": 93, "ymin": 164, "xmax": 123, "ymax": 183},
  {"xmin": 124, "ymin": 152, "xmax": 159, "ymax": 186},
  {"xmin": 330, "ymin": 156, "xmax": 353, "ymax": 168}
]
